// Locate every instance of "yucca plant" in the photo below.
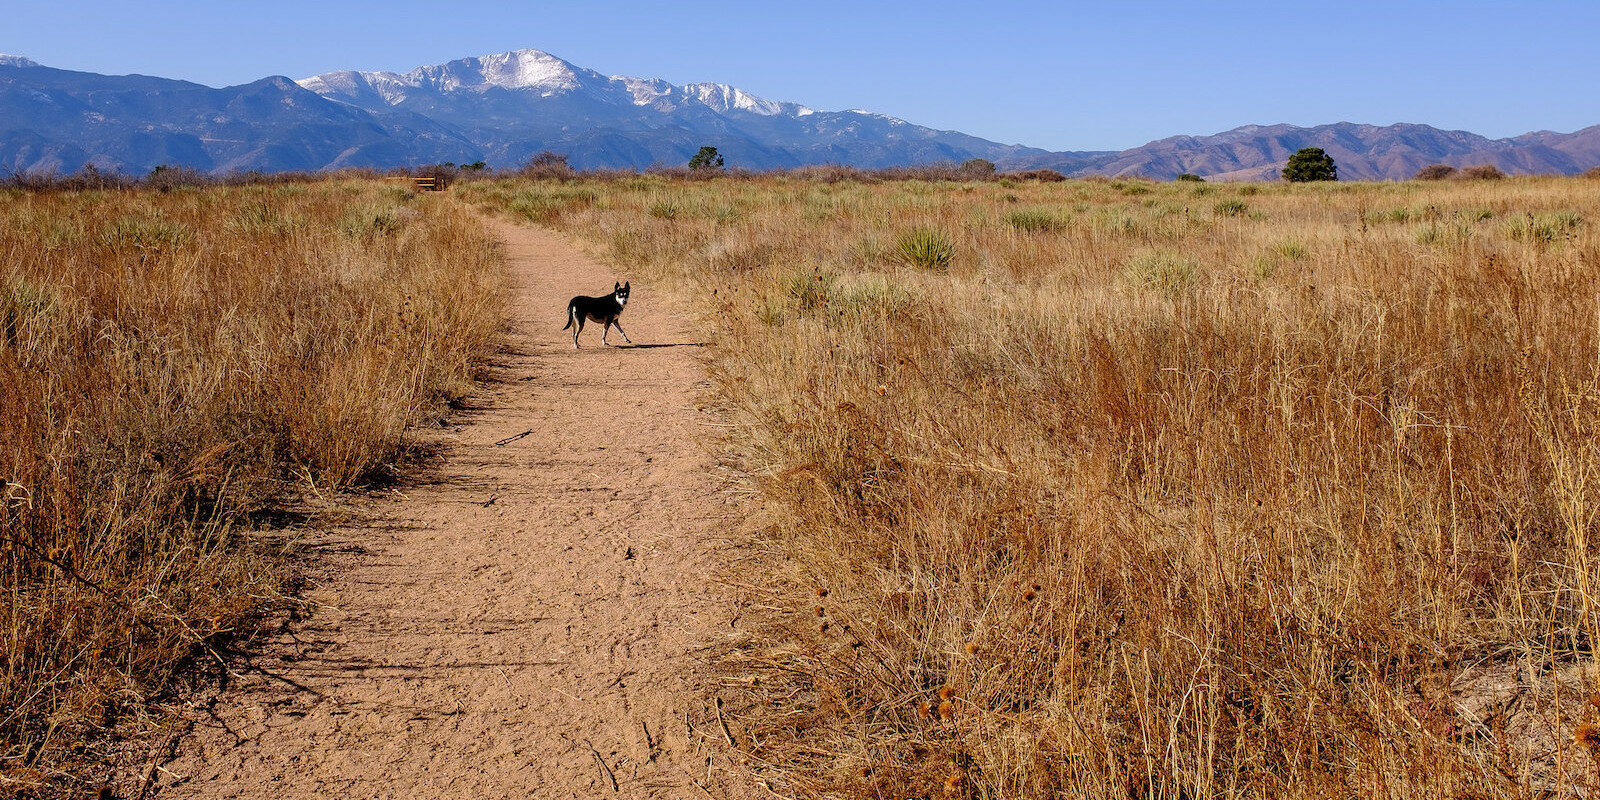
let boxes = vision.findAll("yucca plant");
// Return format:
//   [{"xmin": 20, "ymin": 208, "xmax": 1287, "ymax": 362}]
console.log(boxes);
[{"xmin": 894, "ymin": 227, "xmax": 955, "ymax": 269}]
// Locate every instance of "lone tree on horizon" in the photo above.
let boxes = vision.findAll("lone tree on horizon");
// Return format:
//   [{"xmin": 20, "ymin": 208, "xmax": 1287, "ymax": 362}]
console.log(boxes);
[
  {"xmin": 1282, "ymin": 147, "xmax": 1338, "ymax": 182},
  {"xmin": 688, "ymin": 145, "xmax": 725, "ymax": 171}
]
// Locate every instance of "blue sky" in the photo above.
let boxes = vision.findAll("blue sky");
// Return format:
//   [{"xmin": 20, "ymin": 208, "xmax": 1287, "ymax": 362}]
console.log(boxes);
[{"xmin": 4, "ymin": 0, "xmax": 1597, "ymax": 151}]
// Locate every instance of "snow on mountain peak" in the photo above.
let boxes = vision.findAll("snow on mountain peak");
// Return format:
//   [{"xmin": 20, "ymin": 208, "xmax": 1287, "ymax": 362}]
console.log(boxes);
[
  {"xmin": 468, "ymin": 49, "xmax": 581, "ymax": 91},
  {"xmin": 298, "ymin": 48, "xmax": 833, "ymax": 120},
  {"xmin": 618, "ymin": 75, "xmax": 675, "ymax": 106},
  {"xmin": 683, "ymin": 82, "xmax": 800, "ymax": 116},
  {"xmin": 0, "ymin": 55, "xmax": 40, "ymax": 68}
]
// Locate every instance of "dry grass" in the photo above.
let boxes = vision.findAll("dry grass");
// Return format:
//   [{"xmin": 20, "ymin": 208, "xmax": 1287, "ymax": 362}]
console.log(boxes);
[
  {"xmin": 467, "ymin": 174, "xmax": 1600, "ymax": 798},
  {"xmin": 0, "ymin": 181, "xmax": 503, "ymax": 790}
]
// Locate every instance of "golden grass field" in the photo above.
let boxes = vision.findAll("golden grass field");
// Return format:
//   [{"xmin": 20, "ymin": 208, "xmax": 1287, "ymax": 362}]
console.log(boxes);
[
  {"xmin": 0, "ymin": 181, "xmax": 503, "ymax": 789},
  {"xmin": 466, "ymin": 173, "xmax": 1600, "ymax": 799},
  {"xmin": 7, "ymin": 171, "xmax": 1600, "ymax": 799}
]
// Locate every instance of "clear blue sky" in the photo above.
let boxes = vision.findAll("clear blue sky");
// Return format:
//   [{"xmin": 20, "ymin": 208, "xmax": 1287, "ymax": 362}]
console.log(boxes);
[{"xmin": 5, "ymin": 0, "xmax": 1597, "ymax": 151}]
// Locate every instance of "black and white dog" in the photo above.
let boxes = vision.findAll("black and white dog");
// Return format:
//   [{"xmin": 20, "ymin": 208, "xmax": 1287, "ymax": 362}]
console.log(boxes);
[{"xmin": 562, "ymin": 281, "xmax": 632, "ymax": 348}]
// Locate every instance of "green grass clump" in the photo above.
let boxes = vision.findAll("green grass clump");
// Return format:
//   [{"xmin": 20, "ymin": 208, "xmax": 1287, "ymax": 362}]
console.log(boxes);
[
  {"xmin": 1505, "ymin": 211, "xmax": 1584, "ymax": 243},
  {"xmin": 1124, "ymin": 248, "xmax": 1198, "ymax": 295},
  {"xmin": 894, "ymin": 228, "xmax": 956, "ymax": 269},
  {"xmin": 1214, "ymin": 199, "xmax": 1249, "ymax": 217},
  {"xmin": 1005, "ymin": 208, "xmax": 1068, "ymax": 233}
]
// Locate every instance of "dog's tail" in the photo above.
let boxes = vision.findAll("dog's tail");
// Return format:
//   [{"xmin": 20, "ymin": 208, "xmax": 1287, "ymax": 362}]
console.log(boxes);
[{"xmin": 561, "ymin": 302, "xmax": 575, "ymax": 331}]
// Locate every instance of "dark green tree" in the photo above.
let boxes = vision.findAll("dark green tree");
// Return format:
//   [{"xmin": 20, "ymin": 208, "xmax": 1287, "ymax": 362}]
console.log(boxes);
[
  {"xmin": 1281, "ymin": 147, "xmax": 1337, "ymax": 182},
  {"xmin": 688, "ymin": 146, "xmax": 725, "ymax": 171},
  {"xmin": 1175, "ymin": 173, "xmax": 1206, "ymax": 182}
]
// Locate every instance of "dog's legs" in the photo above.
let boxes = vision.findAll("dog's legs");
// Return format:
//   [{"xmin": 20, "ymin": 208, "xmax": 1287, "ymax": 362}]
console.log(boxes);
[
  {"xmin": 601, "ymin": 320, "xmax": 612, "ymax": 346},
  {"xmin": 612, "ymin": 320, "xmax": 633, "ymax": 344},
  {"xmin": 573, "ymin": 315, "xmax": 584, "ymax": 349}
]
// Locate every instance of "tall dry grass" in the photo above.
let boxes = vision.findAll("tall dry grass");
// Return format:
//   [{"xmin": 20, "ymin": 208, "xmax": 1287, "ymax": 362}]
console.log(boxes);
[
  {"xmin": 0, "ymin": 181, "xmax": 503, "ymax": 789},
  {"xmin": 468, "ymin": 174, "xmax": 1600, "ymax": 798}
]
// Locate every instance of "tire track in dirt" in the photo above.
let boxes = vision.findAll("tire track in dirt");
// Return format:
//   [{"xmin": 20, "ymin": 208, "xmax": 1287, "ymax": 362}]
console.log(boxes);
[{"xmin": 153, "ymin": 216, "xmax": 756, "ymax": 799}]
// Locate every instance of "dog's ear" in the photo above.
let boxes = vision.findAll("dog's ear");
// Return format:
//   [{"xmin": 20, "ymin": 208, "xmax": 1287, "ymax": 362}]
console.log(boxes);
[
  {"xmin": 623, "ymin": 281, "xmax": 630, "ymax": 291},
  {"xmin": 615, "ymin": 281, "xmax": 621, "ymax": 291}
]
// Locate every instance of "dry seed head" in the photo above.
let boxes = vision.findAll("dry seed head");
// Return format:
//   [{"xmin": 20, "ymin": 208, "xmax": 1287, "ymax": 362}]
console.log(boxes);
[
  {"xmin": 1022, "ymin": 588, "xmax": 1037, "ymax": 602},
  {"xmin": 964, "ymin": 641, "xmax": 980, "ymax": 655},
  {"xmin": 1588, "ymin": 690, "xmax": 1600, "ymax": 709},
  {"xmin": 819, "ymin": 621, "xmax": 830, "ymax": 633},
  {"xmin": 943, "ymin": 773, "xmax": 964, "ymax": 792},
  {"xmin": 816, "ymin": 587, "xmax": 829, "ymax": 597},
  {"xmin": 1578, "ymin": 723, "xmax": 1600, "ymax": 756},
  {"xmin": 815, "ymin": 605, "xmax": 826, "ymax": 617},
  {"xmin": 939, "ymin": 685, "xmax": 957, "ymax": 700},
  {"xmin": 938, "ymin": 699, "xmax": 955, "ymax": 719},
  {"xmin": 917, "ymin": 700, "xmax": 932, "ymax": 719}
]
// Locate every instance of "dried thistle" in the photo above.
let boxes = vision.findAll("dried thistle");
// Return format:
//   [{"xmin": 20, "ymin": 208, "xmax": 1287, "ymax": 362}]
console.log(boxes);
[{"xmin": 1577, "ymin": 723, "xmax": 1600, "ymax": 757}]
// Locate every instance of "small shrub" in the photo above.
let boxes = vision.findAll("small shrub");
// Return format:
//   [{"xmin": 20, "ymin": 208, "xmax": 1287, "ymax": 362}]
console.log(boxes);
[
  {"xmin": 1002, "ymin": 169, "xmax": 1066, "ymax": 182},
  {"xmin": 956, "ymin": 158, "xmax": 997, "ymax": 180},
  {"xmin": 1583, "ymin": 167, "xmax": 1600, "ymax": 179},
  {"xmin": 145, "ymin": 164, "xmax": 211, "ymax": 191},
  {"xmin": 1458, "ymin": 164, "xmax": 1507, "ymax": 180},
  {"xmin": 1175, "ymin": 173, "xmax": 1205, "ymax": 182},
  {"xmin": 1414, "ymin": 164, "xmax": 1458, "ymax": 180},
  {"xmin": 893, "ymin": 228, "xmax": 956, "ymax": 269},
  {"xmin": 522, "ymin": 151, "xmax": 575, "ymax": 180}
]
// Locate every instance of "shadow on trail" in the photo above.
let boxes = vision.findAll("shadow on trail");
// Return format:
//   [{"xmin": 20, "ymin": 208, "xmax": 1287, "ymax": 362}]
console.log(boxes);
[{"xmin": 616, "ymin": 342, "xmax": 705, "ymax": 350}]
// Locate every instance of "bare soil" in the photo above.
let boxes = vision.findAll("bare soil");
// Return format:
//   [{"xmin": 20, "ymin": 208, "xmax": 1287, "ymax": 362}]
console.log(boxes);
[{"xmin": 150, "ymin": 218, "xmax": 755, "ymax": 799}]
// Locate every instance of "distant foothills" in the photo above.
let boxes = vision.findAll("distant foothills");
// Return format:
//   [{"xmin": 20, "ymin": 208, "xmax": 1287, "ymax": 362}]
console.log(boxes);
[{"xmin": 2, "ymin": 49, "xmax": 1598, "ymax": 181}]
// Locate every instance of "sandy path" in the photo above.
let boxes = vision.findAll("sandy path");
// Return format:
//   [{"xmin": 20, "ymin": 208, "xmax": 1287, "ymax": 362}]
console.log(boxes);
[{"xmin": 153, "ymin": 217, "xmax": 753, "ymax": 799}]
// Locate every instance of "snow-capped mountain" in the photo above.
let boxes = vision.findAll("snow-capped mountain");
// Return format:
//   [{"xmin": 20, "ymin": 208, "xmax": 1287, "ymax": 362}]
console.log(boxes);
[
  {"xmin": 300, "ymin": 50, "xmax": 806, "ymax": 118},
  {"xmin": 2, "ymin": 49, "xmax": 1598, "ymax": 178},
  {"xmin": 290, "ymin": 48, "xmax": 1052, "ymax": 170}
]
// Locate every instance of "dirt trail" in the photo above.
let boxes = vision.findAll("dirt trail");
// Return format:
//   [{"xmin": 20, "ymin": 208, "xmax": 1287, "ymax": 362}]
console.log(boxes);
[{"xmin": 154, "ymin": 217, "xmax": 754, "ymax": 799}]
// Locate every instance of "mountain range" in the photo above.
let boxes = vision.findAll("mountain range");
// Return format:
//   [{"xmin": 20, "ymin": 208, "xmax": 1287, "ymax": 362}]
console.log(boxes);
[{"xmin": 1, "ymin": 49, "xmax": 1597, "ymax": 180}]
